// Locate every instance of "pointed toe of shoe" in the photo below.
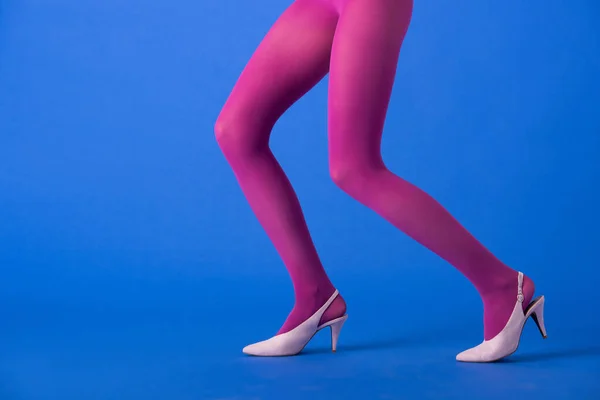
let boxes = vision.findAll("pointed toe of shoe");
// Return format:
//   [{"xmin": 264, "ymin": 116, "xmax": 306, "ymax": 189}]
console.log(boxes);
[
  {"xmin": 456, "ymin": 342, "xmax": 512, "ymax": 363},
  {"xmin": 456, "ymin": 349, "xmax": 479, "ymax": 362},
  {"xmin": 242, "ymin": 338, "xmax": 283, "ymax": 357},
  {"xmin": 455, "ymin": 341, "xmax": 495, "ymax": 362},
  {"xmin": 242, "ymin": 342, "xmax": 266, "ymax": 356},
  {"xmin": 242, "ymin": 344, "xmax": 254, "ymax": 355}
]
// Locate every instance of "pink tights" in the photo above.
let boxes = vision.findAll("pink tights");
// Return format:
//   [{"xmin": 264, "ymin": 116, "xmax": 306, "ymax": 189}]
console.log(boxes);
[{"xmin": 215, "ymin": 0, "xmax": 534, "ymax": 340}]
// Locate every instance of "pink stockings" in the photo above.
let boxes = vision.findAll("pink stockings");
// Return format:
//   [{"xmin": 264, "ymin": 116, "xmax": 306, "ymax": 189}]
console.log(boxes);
[{"xmin": 215, "ymin": 0, "xmax": 534, "ymax": 341}]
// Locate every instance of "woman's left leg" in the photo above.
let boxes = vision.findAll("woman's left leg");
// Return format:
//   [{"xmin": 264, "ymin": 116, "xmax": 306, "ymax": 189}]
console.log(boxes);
[{"xmin": 327, "ymin": 0, "xmax": 534, "ymax": 340}]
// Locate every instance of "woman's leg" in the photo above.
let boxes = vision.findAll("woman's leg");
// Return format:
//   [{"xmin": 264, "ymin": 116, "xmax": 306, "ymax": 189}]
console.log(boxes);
[
  {"xmin": 328, "ymin": 0, "xmax": 533, "ymax": 340},
  {"xmin": 216, "ymin": 0, "xmax": 345, "ymax": 334}
]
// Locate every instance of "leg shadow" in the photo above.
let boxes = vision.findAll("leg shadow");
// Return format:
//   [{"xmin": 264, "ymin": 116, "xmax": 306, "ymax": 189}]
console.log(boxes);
[
  {"xmin": 301, "ymin": 327, "xmax": 466, "ymax": 355},
  {"xmin": 501, "ymin": 346, "xmax": 600, "ymax": 363},
  {"xmin": 301, "ymin": 337, "xmax": 408, "ymax": 355}
]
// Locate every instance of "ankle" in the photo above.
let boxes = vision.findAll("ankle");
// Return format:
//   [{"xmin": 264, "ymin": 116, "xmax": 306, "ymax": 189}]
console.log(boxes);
[
  {"xmin": 277, "ymin": 285, "xmax": 341, "ymax": 335},
  {"xmin": 479, "ymin": 270, "xmax": 521, "ymax": 298},
  {"xmin": 320, "ymin": 293, "xmax": 347, "ymax": 325},
  {"xmin": 480, "ymin": 271, "xmax": 535, "ymax": 308},
  {"xmin": 294, "ymin": 282, "xmax": 336, "ymax": 304}
]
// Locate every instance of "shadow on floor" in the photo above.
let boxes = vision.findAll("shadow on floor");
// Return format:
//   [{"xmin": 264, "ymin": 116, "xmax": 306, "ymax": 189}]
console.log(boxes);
[{"xmin": 501, "ymin": 346, "xmax": 600, "ymax": 363}]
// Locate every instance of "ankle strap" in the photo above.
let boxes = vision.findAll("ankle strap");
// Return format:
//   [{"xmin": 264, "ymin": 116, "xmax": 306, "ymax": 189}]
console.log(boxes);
[
  {"xmin": 318, "ymin": 290, "xmax": 339, "ymax": 315},
  {"xmin": 517, "ymin": 272, "xmax": 524, "ymax": 303}
]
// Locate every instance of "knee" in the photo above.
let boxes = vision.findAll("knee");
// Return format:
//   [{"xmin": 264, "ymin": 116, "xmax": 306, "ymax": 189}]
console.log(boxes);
[
  {"xmin": 214, "ymin": 112, "xmax": 263, "ymax": 160},
  {"xmin": 214, "ymin": 115, "xmax": 238, "ymax": 155},
  {"xmin": 329, "ymin": 161, "xmax": 374, "ymax": 196},
  {"xmin": 329, "ymin": 159, "xmax": 387, "ymax": 200},
  {"xmin": 329, "ymin": 162, "xmax": 352, "ymax": 191}
]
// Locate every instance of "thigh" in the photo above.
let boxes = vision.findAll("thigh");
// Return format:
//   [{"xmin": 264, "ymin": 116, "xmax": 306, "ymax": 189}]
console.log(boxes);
[
  {"xmin": 218, "ymin": 0, "xmax": 339, "ymax": 138},
  {"xmin": 327, "ymin": 0, "xmax": 412, "ymax": 166}
]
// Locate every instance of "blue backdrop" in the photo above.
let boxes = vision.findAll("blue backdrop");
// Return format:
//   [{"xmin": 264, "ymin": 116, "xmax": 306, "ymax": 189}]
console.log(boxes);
[{"xmin": 1, "ymin": 0, "xmax": 599, "ymax": 399}]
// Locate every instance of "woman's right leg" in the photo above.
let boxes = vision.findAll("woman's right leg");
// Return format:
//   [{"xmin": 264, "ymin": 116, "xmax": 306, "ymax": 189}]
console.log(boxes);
[
  {"xmin": 215, "ymin": 0, "xmax": 345, "ymax": 335},
  {"xmin": 326, "ymin": 0, "xmax": 534, "ymax": 341}
]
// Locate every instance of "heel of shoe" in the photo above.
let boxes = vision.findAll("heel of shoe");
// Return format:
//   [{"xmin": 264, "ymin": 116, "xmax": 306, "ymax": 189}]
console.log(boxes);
[
  {"xmin": 329, "ymin": 315, "xmax": 348, "ymax": 352},
  {"xmin": 530, "ymin": 296, "xmax": 547, "ymax": 339}
]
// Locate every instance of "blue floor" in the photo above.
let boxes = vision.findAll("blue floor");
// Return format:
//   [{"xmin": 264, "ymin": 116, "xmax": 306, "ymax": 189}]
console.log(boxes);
[{"xmin": 2, "ymin": 270, "xmax": 599, "ymax": 399}]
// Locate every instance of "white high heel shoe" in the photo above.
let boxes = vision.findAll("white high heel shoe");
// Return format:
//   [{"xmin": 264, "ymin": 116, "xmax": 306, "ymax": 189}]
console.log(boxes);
[
  {"xmin": 456, "ymin": 272, "xmax": 547, "ymax": 363},
  {"xmin": 242, "ymin": 290, "xmax": 348, "ymax": 357}
]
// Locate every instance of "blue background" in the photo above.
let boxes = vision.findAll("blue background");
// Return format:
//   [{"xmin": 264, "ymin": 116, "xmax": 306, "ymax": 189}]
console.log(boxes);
[{"xmin": 1, "ymin": 0, "xmax": 599, "ymax": 399}]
